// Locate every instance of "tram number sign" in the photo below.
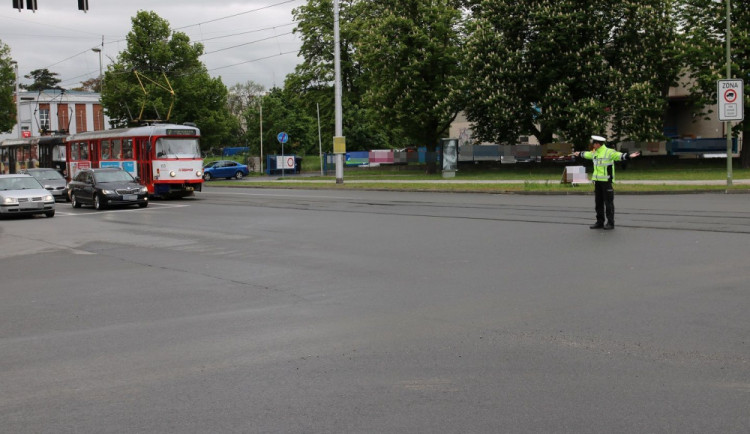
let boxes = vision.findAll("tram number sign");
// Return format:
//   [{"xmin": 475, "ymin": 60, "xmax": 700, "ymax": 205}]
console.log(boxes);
[{"xmin": 718, "ymin": 79, "xmax": 744, "ymax": 121}]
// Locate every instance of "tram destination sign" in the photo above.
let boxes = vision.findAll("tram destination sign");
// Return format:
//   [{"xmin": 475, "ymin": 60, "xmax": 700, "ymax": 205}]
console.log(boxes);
[
  {"xmin": 717, "ymin": 79, "xmax": 744, "ymax": 121},
  {"xmin": 166, "ymin": 129, "xmax": 197, "ymax": 135}
]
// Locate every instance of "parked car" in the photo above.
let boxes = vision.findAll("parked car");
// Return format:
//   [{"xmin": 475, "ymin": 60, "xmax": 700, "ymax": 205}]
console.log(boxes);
[
  {"xmin": 203, "ymin": 160, "xmax": 250, "ymax": 180},
  {"xmin": 0, "ymin": 174, "xmax": 56, "ymax": 218},
  {"xmin": 68, "ymin": 168, "xmax": 148, "ymax": 210},
  {"xmin": 20, "ymin": 168, "xmax": 70, "ymax": 202}
]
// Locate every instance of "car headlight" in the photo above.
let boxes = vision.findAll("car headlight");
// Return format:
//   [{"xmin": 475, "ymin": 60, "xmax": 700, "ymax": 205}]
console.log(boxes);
[
  {"xmin": 101, "ymin": 189, "xmax": 115, "ymax": 195},
  {"xmin": 170, "ymin": 171, "xmax": 176, "ymax": 177},
  {"xmin": 139, "ymin": 187, "xmax": 148, "ymax": 194},
  {"xmin": 2, "ymin": 196, "xmax": 18, "ymax": 205},
  {"xmin": 43, "ymin": 194, "xmax": 54, "ymax": 202},
  {"xmin": 196, "ymin": 170, "xmax": 203, "ymax": 177}
]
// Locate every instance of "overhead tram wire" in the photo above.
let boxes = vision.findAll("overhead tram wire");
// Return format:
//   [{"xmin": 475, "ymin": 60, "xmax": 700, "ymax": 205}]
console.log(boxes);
[
  {"xmin": 208, "ymin": 50, "xmax": 298, "ymax": 72},
  {"xmin": 173, "ymin": 0, "xmax": 302, "ymax": 30}
]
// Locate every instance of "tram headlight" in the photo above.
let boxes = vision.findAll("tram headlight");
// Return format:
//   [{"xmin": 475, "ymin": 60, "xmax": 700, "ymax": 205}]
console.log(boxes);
[
  {"xmin": 170, "ymin": 171, "xmax": 176, "ymax": 177},
  {"xmin": 196, "ymin": 170, "xmax": 203, "ymax": 177}
]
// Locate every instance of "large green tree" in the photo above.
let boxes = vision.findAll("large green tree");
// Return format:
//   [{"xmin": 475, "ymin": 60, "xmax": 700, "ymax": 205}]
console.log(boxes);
[
  {"xmin": 100, "ymin": 11, "xmax": 236, "ymax": 148},
  {"xmin": 244, "ymin": 87, "xmax": 319, "ymax": 157},
  {"xmin": 464, "ymin": 0, "xmax": 679, "ymax": 148},
  {"xmin": 677, "ymin": 0, "xmax": 750, "ymax": 168},
  {"xmin": 288, "ymin": 0, "xmax": 408, "ymax": 153},
  {"xmin": 0, "ymin": 41, "xmax": 17, "ymax": 132},
  {"xmin": 356, "ymin": 0, "xmax": 465, "ymax": 170},
  {"xmin": 21, "ymin": 68, "xmax": 62, "ymax": 91}
]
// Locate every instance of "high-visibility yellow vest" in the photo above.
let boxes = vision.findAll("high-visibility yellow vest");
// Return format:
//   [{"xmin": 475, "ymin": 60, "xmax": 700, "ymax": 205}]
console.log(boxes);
[{"xmin": 581, "ymin": 145, "xmax": 625, "ymax": 182}]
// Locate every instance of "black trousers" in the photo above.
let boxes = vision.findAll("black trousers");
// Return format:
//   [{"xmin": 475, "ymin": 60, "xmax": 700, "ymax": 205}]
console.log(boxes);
[{"xmin": 593, "ymin": 180, "xmax": 615, "ymax": 224}]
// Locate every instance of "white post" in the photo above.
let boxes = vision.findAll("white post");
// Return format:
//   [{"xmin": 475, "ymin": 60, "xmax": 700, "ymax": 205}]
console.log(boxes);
[
  {"xmin": 334, "ymin": 0, "xmax": 344, "ymax": 184},
  {"xmin": 260, "ymin": 101, "xmax": 264, "ymax": 175},
  {"xmin": 726, "ymin": 0, "xmax": 732, "ymax": 187},
  {"xmin": 12, "ymin": 61, "xmax": 20, "ymax": 138},
  {"xmin": 317, "ymin": 103, "xmax": 323, "ymax": 175}
]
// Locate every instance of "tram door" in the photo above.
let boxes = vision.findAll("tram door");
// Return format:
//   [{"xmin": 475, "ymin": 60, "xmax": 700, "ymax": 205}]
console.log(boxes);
[{"xmin": 137, "ymin": 138, "xmax": 153, "ymax": 189}]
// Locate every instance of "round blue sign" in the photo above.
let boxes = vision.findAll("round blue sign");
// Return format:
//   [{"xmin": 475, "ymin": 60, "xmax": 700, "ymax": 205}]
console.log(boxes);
[{"xmin": 277, "ymin": 132, "xmax": 289, "ymax": 144}]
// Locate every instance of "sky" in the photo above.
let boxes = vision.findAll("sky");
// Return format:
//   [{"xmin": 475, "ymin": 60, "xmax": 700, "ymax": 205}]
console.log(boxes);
[{"xmin": 0, "ymin": 0, "xmax": 306, "ymax": 91}]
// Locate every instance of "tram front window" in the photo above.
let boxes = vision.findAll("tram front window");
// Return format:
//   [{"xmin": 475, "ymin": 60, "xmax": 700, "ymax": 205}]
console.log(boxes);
[{"xmin": 155, "ymin": 138, "xmax": 200, "ymax": 159}]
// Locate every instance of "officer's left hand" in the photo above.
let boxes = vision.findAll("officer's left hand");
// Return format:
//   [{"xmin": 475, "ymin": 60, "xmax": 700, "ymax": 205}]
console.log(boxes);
[{"xmin": 630, "ymin": 151, "xmax": 641, "ymax": 158}]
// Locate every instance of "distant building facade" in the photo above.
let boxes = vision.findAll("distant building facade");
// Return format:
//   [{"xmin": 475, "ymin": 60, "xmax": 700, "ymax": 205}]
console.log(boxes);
[{"xmin": 1, "ymin": 89, "xmax": 108, "ymax": 140}]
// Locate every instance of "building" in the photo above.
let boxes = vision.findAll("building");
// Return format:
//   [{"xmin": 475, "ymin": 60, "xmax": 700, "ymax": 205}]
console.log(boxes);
[{"xmin": 0, "ymin": 89, "xmax": 108, "ymax": 141}]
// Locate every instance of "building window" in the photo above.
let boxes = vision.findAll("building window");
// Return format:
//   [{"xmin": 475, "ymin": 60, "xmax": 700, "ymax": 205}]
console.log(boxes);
[
  {"xmin": 75, "ymin": 104, "xmax": 87, "ymax": 133},
  {"xmin": 57, "ymin": 104, "xmax": 69, "ymax": 133},
  {"xmin": 93, "ymin": 104, "xmax": 104, "ymax": 131},
  {"xmin": 39, "ymin": 103, "xmax": 50, "ymax": 132}
]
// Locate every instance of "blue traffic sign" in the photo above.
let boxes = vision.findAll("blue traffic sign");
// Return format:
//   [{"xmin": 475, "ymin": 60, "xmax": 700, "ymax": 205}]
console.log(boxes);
[{"xmin": 277, "ymin": 132, "xmax": 289, "ymax": 144}]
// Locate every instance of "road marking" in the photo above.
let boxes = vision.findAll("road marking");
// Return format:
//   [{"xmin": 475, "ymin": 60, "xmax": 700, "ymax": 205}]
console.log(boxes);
[{"xmin": 55, "ymin": 202, "xmax": 189, "ymax": 217}]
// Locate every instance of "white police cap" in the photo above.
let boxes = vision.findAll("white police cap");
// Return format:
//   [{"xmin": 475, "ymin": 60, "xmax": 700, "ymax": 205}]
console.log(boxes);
[{"xmin": 591, "ymin": 135, "xmax": 607, "ymax": 143}]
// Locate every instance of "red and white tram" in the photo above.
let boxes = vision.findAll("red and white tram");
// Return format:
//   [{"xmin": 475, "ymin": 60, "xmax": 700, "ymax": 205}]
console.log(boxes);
[{"xmin": 65, "ymin": 123, "xmax": 203, "ymax": 197}]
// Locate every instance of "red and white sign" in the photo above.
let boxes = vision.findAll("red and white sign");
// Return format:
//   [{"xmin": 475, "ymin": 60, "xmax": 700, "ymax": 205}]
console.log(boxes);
[
  {"xmin": 718, "ymin": 79, "xmax": 744, "ymax": 121},
  {"xmin": 276, "ymin": 155, "xmax": 295, "ymax": 170}
]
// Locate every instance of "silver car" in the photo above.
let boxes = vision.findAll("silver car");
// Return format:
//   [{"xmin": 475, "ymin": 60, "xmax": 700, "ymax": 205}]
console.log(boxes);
[
  {"xmin": 20, "ymin": 168, "xmax": 70, "ymax": 202},
  {"xmin": 0, "ymin": 174, "xmax": 56, "ymax": 218}
]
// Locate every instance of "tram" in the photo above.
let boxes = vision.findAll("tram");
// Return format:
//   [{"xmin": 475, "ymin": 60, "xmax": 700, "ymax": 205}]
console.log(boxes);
[
  {"xmin": 65, "ymin": 123, "xmax": 203, "ymax": 197},
  {"xmin": 1, "ymin": 123, "xmax": 204, "ymax": 197}
]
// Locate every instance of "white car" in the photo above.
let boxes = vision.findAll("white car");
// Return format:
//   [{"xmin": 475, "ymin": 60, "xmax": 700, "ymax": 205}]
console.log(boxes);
[{"xmin": 0, "ymin": 174, "xmax": 56, "ymax": 218}]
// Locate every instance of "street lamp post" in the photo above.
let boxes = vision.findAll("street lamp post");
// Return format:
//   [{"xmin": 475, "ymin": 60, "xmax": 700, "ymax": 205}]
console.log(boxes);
[
  {"xmin": 91, "ymin": 47, "xmax": 102, "ymax": 89},
  {"xmin": 11, "ymin": 60, "xmax": 20, "ymax": 138}
]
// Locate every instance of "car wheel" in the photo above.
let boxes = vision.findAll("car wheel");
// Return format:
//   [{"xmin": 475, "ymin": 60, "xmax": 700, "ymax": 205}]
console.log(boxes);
[
  {"xmin": 94, "ymin": 194, "xmax": 106, "ymax": 210},
  {"xmin": 138, "ymin": 202, "xmax": 148, "ymax": 208},
  {"xmin": 72, "ymin": 193, "xmax": 81, "ymax": 208},
  {"xmin": 45, "ymin": 210, "xmax": 55, "ymax": 218},
  {"xmin": 235, "ymin": 171, "xmax": 244, "ymax": 180},
  {"xmin": 203, "ymin": 173, "xmax": 212, "ymax": 181}
]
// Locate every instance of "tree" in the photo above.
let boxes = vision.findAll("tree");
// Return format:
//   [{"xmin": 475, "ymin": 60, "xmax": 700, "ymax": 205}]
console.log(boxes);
[
  {"xmin": 72, "ymin": 77, "xmax": 101, "ymax": 92},
  {"xmin": 355, "ymin": 0, "xmax": 466, "ymax": 172},
  {"xmin": 21, "ymin": 68, "xmax": 62, "ymax": 91},
  {"xmin": 677, "ymin": 0, "xmax": 750, "ymax": 168},
  {"xmin": 227, "ymin": 81, "xmax": 265, "ymax": 144},
  {"xmin": 464, "ymin": 0, "xmax": 679, "ymax": 148},
  {"xmin": 288, "ymin": 0, "xmax": 409, "ymax": 154},
  {"xmin": 100, "ymin": 11, "xmax": 236, "ymax": 148},
  {"xmin": 0, "ymin": 41, "xmax": 17, "ymax": 133},
  {"xmin": 244, "ymin": 87, "xmax": 318, "ymax": 157}
]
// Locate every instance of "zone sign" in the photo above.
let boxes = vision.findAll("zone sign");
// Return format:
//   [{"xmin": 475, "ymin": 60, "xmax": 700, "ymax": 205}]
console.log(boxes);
[{"xmin": 717, "ymin": 79, "xmax": 744, "ymax": 121}]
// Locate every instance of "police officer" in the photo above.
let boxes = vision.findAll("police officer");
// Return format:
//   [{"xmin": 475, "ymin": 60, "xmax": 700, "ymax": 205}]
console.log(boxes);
[{"xmin": 574, "ymin": 135, "xmax": 641, "ymax": 230}]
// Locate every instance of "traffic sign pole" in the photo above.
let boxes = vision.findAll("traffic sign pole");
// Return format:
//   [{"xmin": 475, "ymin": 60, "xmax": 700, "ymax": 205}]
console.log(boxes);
[{"xmin": 718, "ymin": 79, "xmax": 744, "ymax": 187}]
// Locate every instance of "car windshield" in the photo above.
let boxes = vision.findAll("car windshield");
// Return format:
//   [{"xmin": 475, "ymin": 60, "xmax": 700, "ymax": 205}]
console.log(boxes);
[
  {"xmin": 0, "ymin": 177, "xmax": 43, "ymax": 190},
  {"xmin": 30, "ymin": 170, "xmax": 64, "ymax": 181},
  {"xmin": 155, "ymin": 138, "xmax": 200, "ymax": 159},
  {"xmin": 94, "ymin": 171, "xmax": 135, "ymax": 183}
]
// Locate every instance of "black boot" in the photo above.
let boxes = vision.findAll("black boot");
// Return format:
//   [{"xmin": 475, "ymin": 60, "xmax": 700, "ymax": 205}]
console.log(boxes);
[
  {"xmin": 590, "ymin": 223, "xmax": 604, "ymax": 229},
  {"xmin": 603, "ymin": 222, "xmax": 614, "ymax": 230}
]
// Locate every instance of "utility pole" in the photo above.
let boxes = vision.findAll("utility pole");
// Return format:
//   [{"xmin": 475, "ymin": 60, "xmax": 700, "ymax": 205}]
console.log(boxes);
[
  {"xmin": 725, "ymin": 0, "xmax": 732, "ymax": 187},
  {"xmin": 333, "ymin": 0, "xmax": 344, "ymax": 184},
  {"xmin": 11, "ymin": 61, "xmax": 20, "ymax": 138}
]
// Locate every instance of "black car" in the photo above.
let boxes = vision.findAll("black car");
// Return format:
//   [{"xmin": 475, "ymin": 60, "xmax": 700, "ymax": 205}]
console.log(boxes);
[{"xmin": 69, "ymin": 168, "xmax": 148, "ymax": 210}]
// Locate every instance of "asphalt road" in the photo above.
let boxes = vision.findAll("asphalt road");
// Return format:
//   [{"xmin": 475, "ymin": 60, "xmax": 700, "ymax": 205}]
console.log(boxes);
[{"xmin": 1, "ymin": 187, "xmax": 749, "ymax": 433}]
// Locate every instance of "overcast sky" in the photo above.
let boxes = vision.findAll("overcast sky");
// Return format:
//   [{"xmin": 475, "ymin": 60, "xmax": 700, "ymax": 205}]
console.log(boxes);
[{"xmin": 0, "ymin": 0, "xmax": 305, "ymax": 91}]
